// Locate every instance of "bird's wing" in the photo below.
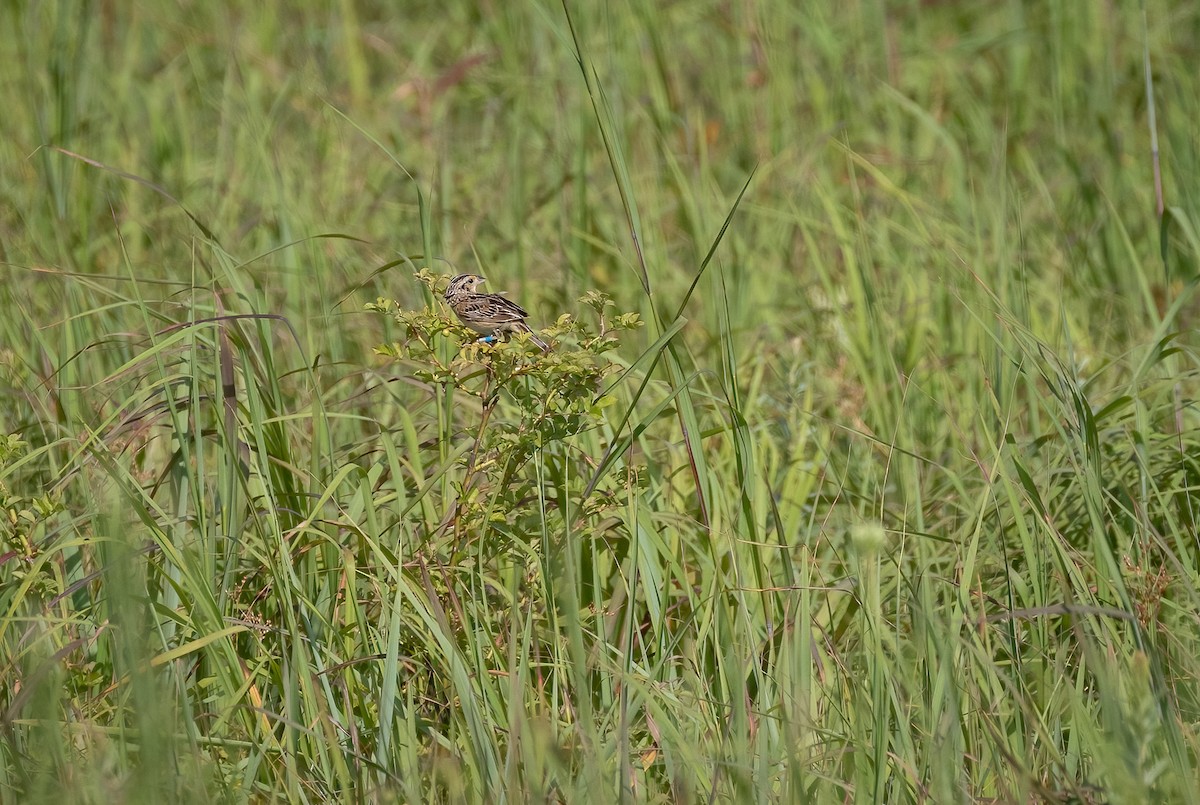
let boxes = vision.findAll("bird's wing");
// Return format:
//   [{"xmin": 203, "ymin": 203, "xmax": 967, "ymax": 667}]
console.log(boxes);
[
  {"xmin": 479, "ymin": 293, "xmax": 530, "ymax": 319},
  {"xmin": 457, "ymin": 294, "xmax": 529, "ymax": 323}
]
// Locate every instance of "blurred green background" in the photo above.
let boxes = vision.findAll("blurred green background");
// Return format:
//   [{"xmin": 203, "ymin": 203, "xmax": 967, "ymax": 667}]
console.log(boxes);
[{"xmin": 3, "ymin": 1, "xmax": 1200, "ymax": 802}]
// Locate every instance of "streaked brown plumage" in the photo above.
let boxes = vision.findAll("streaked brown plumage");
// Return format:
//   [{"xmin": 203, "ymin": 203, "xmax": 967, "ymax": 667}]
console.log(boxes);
[{"xmin": 443, "ymin": 274, "xmax": 550, "ymax": 352}]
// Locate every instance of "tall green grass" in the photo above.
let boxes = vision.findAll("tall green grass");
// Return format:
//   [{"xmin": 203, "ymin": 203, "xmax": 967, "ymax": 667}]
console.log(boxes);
[{"xmin": 2, "ymin": 1, "xmax": 1199, "ymax": 801}]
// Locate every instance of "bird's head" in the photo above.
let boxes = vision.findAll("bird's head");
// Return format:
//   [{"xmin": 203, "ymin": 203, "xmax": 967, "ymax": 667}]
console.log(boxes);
[{"xmin": 445, "ymin": 273, "xmax": 486, "ymax": 300}]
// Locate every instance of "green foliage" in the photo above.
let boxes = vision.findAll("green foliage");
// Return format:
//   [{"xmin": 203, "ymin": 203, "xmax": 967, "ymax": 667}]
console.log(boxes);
[
  {"xmin": 368, "ymin": 270, "xmax": 642, "ymax": 551},
  {"xmin": 1, "ymin": 1, "xmax": 1200, "ymax": 803},
  {"xmin": 0, "ymin": 435, "xmax": 63, "ymax": 600}
]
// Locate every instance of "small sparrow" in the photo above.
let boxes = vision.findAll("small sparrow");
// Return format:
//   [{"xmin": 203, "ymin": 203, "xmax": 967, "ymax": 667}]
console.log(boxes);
[{"xmin": 443, "ymin": 273, "xmax": 550, "ymax": 352}]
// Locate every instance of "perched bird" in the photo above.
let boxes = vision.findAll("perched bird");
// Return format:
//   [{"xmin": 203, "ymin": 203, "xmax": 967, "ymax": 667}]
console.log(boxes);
[{"xmin": 442, "ymin": 273, "xmax": 550, "ymax": 352}]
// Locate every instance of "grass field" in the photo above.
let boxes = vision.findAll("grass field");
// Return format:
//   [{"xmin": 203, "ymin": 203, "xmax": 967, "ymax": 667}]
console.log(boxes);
[{"xmin": 3, "ymin": 1, "xmax": 1200, "ymax": 802}]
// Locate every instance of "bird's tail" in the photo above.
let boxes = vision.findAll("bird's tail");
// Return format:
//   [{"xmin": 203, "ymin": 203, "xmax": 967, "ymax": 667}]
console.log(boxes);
[{"xmin": 519, "ymin": 322, "xmax": 551, "ymax": 352}]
